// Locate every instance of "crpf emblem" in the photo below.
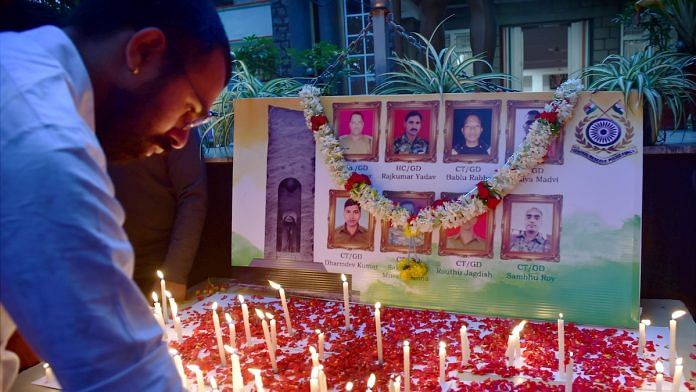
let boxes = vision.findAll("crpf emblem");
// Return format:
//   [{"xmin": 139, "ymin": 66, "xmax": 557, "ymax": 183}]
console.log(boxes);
[{"xmin": 570, "ymin": 100, "xmax": 638, "ymax": 165}]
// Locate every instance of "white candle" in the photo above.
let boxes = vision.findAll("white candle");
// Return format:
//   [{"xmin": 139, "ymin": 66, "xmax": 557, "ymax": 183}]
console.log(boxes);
[
  {"xmin": 403, "ymin": 341, "xmax": 410, "ymax": 392},
  {"xmin": 439, "ymin": 341, "xmax": 447, "ymax": 383},
  {"xmin": 152, "ymin": 293, "xmax": 166, "ymax": 339},
  {"xmin": 43, "ymin": 363, "xmax": 55, "ymax": 384},
  {"xmin": 316, "ymin": 329, "xmax": 325, "ymax": 360},
  {"xmin": 366, "ymin": 373, "xmax": 376, "ymax": 392},
  {"xmin": 208, "ymin": 374, "xmax": 218, "ymax": 392},
  {"xmin": 268, "ymin": 313, "xmax": 277, "ymax": 352},
  {"xmin": 506, "ymin": 334, "xmax": 515, "ymax": 366},
  {"xmin": 318, "ymin": 365, "xmax": 328, "ymax": 392},
  {"xmin": 212, "ymin": 302, "xmax": 227, "ymax": 366},
  {"xmin": 564, "ymin": 352, "xmax": 574, "ymax": 391},
  {"xmin": 269, "ymin": 280, "xmax": 294, "ymax": 335},
  {"xmin": 169, "ymin": 349, "xmax": 188, "ymax": 390},
  {"xmin": 309, "ymin": 346, "xmax": 320, "ymax": 367},
  {"xmin": 225, "ymin": 313, "xmax": 237, "ymax": 349},
  {"xmin": 394, "ymin": 376, "xmax": 401, "ymax": 392},
  {"xmin": 239, "ymin": 295, "xmax": 252, "ymax": 344},
  {"xmin": 310, "ymin": 367, "xmax": 320, "ymax": 392},
  {"xmin": 225, "ymin": 345, "xmax": 244, "ymax": 392},
  {"xmin": 669, "ymin": 310, "xmax": 685, "ymax": 375},
  {"xmin": 249, "ymin": 368, "xmax": 264, "ymax": 392},
  {"xmin": 255, "ymin": 309, "xmax": 278, "ymax": 373},
  {"xmin": 375, "ymin": 302, "xmax": 383, "ymax": 364},
  {"xmin": 558, "ymin": 313, "xmax": 565, "ymax": 378},
  {"xmin": 157, "ymin": 270, "xmax": 168, "ymax": 321},
  {"xmin": 170, "ymin": 300, "xmax": 182, "ymax": 340},
  {"xmin": 671, "ymin": 357, "xmax": 683, "ymax": 392},
  {"xmin": 460, "ymin": 325, "xmax": 470, "ymax": 364},
  {"xmin": 187, "ymin": 364, "xmax": 205, "ymax": 392},
  {"xmin": 638, "ymin": 319, "xmax": 650, "ymax": 355},
  {"xmin": 345, "ymin": 381, "xmax": 354, "ymax": 391},
  {"xmin": 656, "ymin": 360, "xmax": 664, "ymax": 392},
  {"xmin": 166, "ymin": 291, "xmax": 175, "ymax": 322},
  {"xmin": 513, "ymin": 320, "xmax": 526, "ymax": 362},
  {"xmin": 388, "ymin": 377, "xmax": 395, "ymax": 392},
  {"xmin": 341, "ymin": 274, "xmax": 351, "ymax": 330}
]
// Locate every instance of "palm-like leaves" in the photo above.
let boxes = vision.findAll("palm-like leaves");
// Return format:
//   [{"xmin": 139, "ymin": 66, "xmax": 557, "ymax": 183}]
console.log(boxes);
[
  {"xmin": 582, "ymin": 51, "xmax": 696, "ymax": 142},
  {"xmin": 374, "ymin": 32, "xmax": 512, "ymax": 95}
]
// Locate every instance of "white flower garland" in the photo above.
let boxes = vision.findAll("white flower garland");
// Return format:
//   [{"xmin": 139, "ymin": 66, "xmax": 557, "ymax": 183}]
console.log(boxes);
[{"xmin": 300, "ymin": 79, "xmax": 583, "ymax": 234}]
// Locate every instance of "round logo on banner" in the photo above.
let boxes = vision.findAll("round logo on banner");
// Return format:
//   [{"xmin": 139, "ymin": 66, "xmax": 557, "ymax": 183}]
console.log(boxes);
[{"xmin": 585, "ymin": 118, "xmax": 621, "ymax": 147}]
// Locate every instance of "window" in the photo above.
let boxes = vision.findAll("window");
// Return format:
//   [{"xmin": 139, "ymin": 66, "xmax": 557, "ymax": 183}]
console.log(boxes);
[
  {"xmin": 343, "ymin": 0, "xmax": 375, "ymax": 95},
  {"xmin": 445, "ymin": 29, "xmax": 474, "ymax": 77}
]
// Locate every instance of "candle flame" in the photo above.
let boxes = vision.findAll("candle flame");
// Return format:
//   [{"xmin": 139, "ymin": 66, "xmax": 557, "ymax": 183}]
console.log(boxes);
[
  {"xmin": 212, "ymin": 301, "xmax": 218, "ymax": 311},
  {"xmin": 151, "ymin": 292, "xmax": 158, "ymax": 303},
  {"xmin": 268, "ymin": 280, "xmax": 281, "ymax": 290},
  {"xmin": 367, "ymin": 373, "xmax": 376, "ymax": 388},
  {"xmin": 309, "ymin": 346, "xmax": 317, "ymax": 354},
  {"xmin": 43, "ymin": 363, "xmax": 50, "ymax": 370},
  {"xmin": 559, "ymin": 313, "xmax": 563, "ymax": 319},
  {"xmin": 224, "ymin": 345, "xmax": 236, "ymax": 355},
  {"xmin": 169, "ymin": 348, "xmax": 178, "ymax": 356},
  {"xmin": 656, "ymin": 360, "xmax": 663, "ymax": 373},
  {"xmin": 248, "ymin": 368, "xmax": 261, "ymax": 376},
  {"xmin": 641, "ymin": 319, "xmax": 651, "ymax": 326},
  {"xmin": 165, "ymin": 290, "xmax": 172, "ymax": 298},
  {"xmin": 345, "ymin": 381, "xmax": 354, "ymax": 391},
  {"xmin": 237, "ymin": 294, "xmax": 245, "ymax": 304},
  {"xmin": 569, "ymin": 351, "xmax": 573, "ymax": 358},
  {"xmin": 460, "ymin": 325, "xmax": 467, "ymax": 332},
  {"xmin": 315, "ymin": 329, "xmax": 321, "ymax": 334},
  {"xmin": 676, "ymin": 357, "xmax": 683, "ymax": 365},
  {"xmin": 310, "ymin": 367, "xmax": 319, "ymax": 379},
  {"xmin": 341, "ymin": 273, "xmax": 347, "ymax": 282},
  {"xmin": 375, "ymin": 302, "xmax": 381, "ymax": 309},
  {"xmin": 186, "ymin": 364, "xmax": 200, "ymax": 372},
  {"xmin": 254, "ymin": 308, "xmax": 265, "ymax": 319},
  {"xmin": 225, "ymin": 313, "xmax": 232, "ymax": 323},
  {"xmin": 157, "ymin": 270, "xmax": 164, "ymax": 279},
  {"xmin": 671, "ymin": 310, "xmax": 686, "ymax": 320},
  {"xmin": 403, "ymin": 340, "xmax": 409, "ymax": 347}
]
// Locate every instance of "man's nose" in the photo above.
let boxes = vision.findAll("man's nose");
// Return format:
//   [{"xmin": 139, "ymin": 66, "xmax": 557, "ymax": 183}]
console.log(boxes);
[{"xmin": 167, "ymin": 128, "xmax": 190, "ymax": 150}]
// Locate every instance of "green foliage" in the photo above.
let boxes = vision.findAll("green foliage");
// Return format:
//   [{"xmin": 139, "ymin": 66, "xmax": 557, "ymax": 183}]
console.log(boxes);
[
  {"xmin": 199, "ymin": 60, "xmax": 303, "ymax": 157},
  {"xmin": 582, "ymin": 51, "xmax": 696, "ymax": 143},
  {"xmin": 615, "ymin": 0, "xmax": 696, "ymax": 54},
  {"xmin": 614, "ymin": 2, "xmax": 673, "ymax": 52},
  {"xmin": 232, "ymin": 35, "xmax": 280, "ymax": 81},
  {"xmin": 374, "ymin": 32, "xmax": 512, "ymax": 95},
  {"xmin": 289, "ymin": 42, "xmax": 356, "ymax": 95}
]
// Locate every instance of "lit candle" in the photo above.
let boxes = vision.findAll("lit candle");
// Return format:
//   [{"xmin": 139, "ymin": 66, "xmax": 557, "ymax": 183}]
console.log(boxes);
[
  {"xmin": 316, "ymin": 329, "xmax": 325, "ymax": 360},
  {"xmin": 655, "ymin": 360, "xmax": 664, "ymax": 392},
  {"xmin": 269, "ymin": 280, "xmax": 294, "ymax": 335},
  {"xmin": 225, "ymin": 313, "xmax": 237, "ymax": 349},
  {"xmin": 638, "ymin": 319, "xmax": 650, "ymax": 355},
  {"xmin": 514, "ymin": 320, "xmax": 527, "ymax": 362},
  {"xmin": 506, "ymin": 333, "xmax": 515, "ymax": 366},
  {"xmin": 310, "ymin": 367, "xmax": 320, "ymax": 392},
  {"xmin": 187, "ymin": 364, "xmax": 205, "ymax": 392},
  {"xmin": 394, "ymin": 376, "xmax": 401, "ymax": 392},
  {"xmin": 238, "ymin": 295, "xmax": 251, "ymax": 344},
  {"xmin": 558, "ymin": 313, "xmax": 565, "ymax": 378},
  {"xmin": 403, "ymin": 341, "xmax": 410, "ymax": 392},
  {"xmin": 366, "ymin": 373, "xmax": 376, "ymax": 392},
  {"xmin": 309, "ymin": 346, "xmax": 320, "ymax": 367},
  {"xmin": 255, "ymin": 309, "xmax": 278, "ymax": 372},
  {"xmin": 151, "ymin": 292, "xmax": 166, "ymax": 339},
  {"xmin": 671, "ymin": 357, "xmax": 683, "ymax": 392},
  {"xmin": 157, "ymin": 270, "xmax": 168, "ymax": 321},
  {"xmin": 170, "ymin": 299, "xmax": 182, "ymax": 340},
  {"xmin": 225, "ymin": 345, "xmax": 244, "ymax": 392},
  {"xmin": 439, "ymin": 341, "xmax": 447, "ymax": 383},
  {"xmin": 375, "ymin": 302, "xmax": 383, "ymax": 364},
  {"xmin": 345, "ymin": 381, "xmax": 354, "ymax": 391},
  {"xmin": 460, "ymin": 325, "xmax": 470, "ymax": 364},
  {"xmin": 318, "ymin": 364, "xmax": 328, "ymax": 392},
  {"xmin": 249, "ymin": 368, "xmax": 264, "ymax": 392},
  {"xmin": 268, "ymin": 313, "xmax": 277, "ymax": 352},
  {"xmin": 669, "ymin": 310, "xmax": 685, "ymax": 375},
  {"xmin": 209, "ymin": 374, "xmax": 219, "ymax": 392},
  {"xmin": 565, "ymin": 352, "xmax": 574, "ymax": 392},
  {"xmin": 169, "ymin": 349, "xmax": 188, "ymax": 390},
  {"xmin": 212, "ymin": 302, "xmax": 227, "ymax": 366},
  {"xmin": 43, "ymin": 363, "xmax": 55, "ymax": 384},
  {"xmin": 341, "ymin": 274, "xmax": 351, "ymax": 330}
]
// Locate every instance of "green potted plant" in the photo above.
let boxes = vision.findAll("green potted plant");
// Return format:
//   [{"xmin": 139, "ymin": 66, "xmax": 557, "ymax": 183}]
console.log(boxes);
[{"xmin": 582, "ymin": 50, "xmax": 696, "ymax": 144}]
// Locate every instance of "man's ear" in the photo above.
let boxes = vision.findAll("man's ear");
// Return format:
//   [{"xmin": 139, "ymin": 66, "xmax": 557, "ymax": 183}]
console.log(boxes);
[{"xmin": 124, "ymin": 28, "xmax": 167, "ymax": 76}]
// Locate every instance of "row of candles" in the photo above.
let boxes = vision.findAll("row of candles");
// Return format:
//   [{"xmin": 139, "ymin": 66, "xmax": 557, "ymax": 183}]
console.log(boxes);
[{"xmin": 152, "ymin": 271, "xmax": 688, "ymax": 391}]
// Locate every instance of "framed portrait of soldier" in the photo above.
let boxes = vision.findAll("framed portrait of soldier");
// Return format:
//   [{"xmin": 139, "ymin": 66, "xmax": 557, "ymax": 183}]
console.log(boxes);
[
  {"xmin": 444, "ymin": 100, "xmax": 501, "ymax": 163},
  {"xmin": 500, "ymin": 194, "xmax": 563, "ymax": 262},
  {"xmin": 506, "ymin": 100, "xmax": 564, "ymax": 165},
  {"xmin": 438, "ymin": 192, "xmax": 495, "ymax": 258},
  {"xmin": 385, "ymin": 101, "xmax": 439, "ymax": 163},
  {"xmin": 327, "ymin": 190, "xmax": 376, "ymax": 251},
  {"xmin": 333, "ymin": 102, "xmax": 381, "ymax": 161},
  {"xmin": 380, "ymin": 191, "xmax": 434, "ymax": 254}
]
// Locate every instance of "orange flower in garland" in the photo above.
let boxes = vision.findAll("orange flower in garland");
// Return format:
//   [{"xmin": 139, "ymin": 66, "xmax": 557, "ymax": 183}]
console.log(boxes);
[
  {"xmin": 344, "ymin": 172, "xmax": 371, "ymax": 192},
  {"xmin": 310, "ymin": 114, "xmax": 328, "ymax": 131}
]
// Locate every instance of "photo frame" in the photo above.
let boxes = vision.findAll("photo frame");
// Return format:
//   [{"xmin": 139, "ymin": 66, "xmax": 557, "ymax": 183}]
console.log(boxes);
[
  {"xmin": 380, "ymin": 191, "xmax": 435, "ymax": 254},
  {"xmin": 500, "ymin": 194, "xmax": 563, "ymax": 262},
  {"xmin": 385, "ymin": 101, "xmax": 439, "ymax": 162},
  {"xmin": 506, "ymin": 100, "xmax": 564, "ymax": 165},
  {"xmin": 327, "ymin": 190, "xmax": 376, "ymax": 251},
  {"xmin": 444, "ymin": 100, "xmax": 501, "ymax": 163},
  {"xmin": 332, "ymin": 102, "xmax": 381, "ymax": 162},
  {"xmin": 438, "ymin": 192, "xmax": 495, "ymax": 258}
]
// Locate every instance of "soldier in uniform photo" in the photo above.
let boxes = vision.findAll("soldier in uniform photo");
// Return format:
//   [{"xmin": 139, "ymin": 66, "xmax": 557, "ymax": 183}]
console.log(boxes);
[
  {"xmin": 447, "ymin": 217, "xmax": 486, "ymax": 250},
  {"xmin": 393, "ymin": 111, "xmax": 428, "ymax": 154},
  {"xmin": 453, "ymin": 114, "xmax": 490, "ymax": 155},
  {"xmin": 510, "ymin": 207, "xmax": 550, "ymax": 253},
  {"xmin": 339, "ymin": 112, "xmax": 372, "ymax": 155},
  {"xmin": 333, "ymin": 199, "xmax": 369, "ymax": 244}
]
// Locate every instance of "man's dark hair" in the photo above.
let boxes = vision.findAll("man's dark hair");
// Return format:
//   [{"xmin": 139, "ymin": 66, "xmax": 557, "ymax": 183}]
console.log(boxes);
[
  {"xmin": 404, "ymin": 111, "xmax": 422, "ymax": 122},
  {"xmin": 350, "ymin": 111, "xmax": 364, "ymax": 120},
  {"xmin": 527, "ymin": 110, "xmax": 540, "ymax": 118},
  {"xmin": 344, "ymin": 198, "xmax": 361, "ymax": 211},
  {"xmin": 67, "ymin": 0, "xmax": 232, "ymax": 83}
]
